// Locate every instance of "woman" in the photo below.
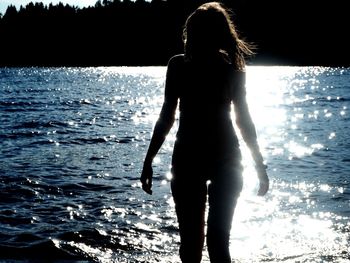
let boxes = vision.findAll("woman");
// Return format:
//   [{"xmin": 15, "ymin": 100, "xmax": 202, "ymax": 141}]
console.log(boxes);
[{"xmin": 140, "ymin": 2, "xmax": 269, "ymax": 262}]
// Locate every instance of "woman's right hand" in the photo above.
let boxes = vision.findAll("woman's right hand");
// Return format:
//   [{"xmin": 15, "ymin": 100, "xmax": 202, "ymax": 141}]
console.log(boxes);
[{"xmin": 140, "ymin": 162, "xmax": 153, "ymax": 195}]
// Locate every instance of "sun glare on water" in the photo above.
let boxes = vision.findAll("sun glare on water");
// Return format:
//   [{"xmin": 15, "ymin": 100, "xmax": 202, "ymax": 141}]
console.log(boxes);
[{"xmin": 224, "ymin": 66, "xmax": 349, "ymax": 262}]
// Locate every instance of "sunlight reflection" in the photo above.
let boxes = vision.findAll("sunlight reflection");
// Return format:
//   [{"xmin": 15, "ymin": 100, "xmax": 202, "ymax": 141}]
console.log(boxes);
[
  {"xmin": 285, "ymin": 140, "xmax": 314, "ymax": 157},
  {"xmin": 120, "ymin": 66, "xmax": 348, "ymax": 262},
  {"xmin": 131, "ymin": 94, "xmax": 164, "ymax": 126},
  {"xmin": 231, "ymin": 196, "xmax": 349, "ymax": 262},
  {"xmin": 245, "ymin": 66, "xmax": 289, "ymax": 129},
  {"xmin": 329, "ymin": 132, "xmax": 336, "ymax": 139},
  {"xmin": 135, "ymin": 222, "xmax": 161, "ymax": 233},
  {"xmin": 225, "ymin": 66, "xmax": 350, "ymax": 261}
]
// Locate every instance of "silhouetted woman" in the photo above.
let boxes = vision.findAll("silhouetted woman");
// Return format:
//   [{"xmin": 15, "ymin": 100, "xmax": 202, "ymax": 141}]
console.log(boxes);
[{"xmin": 140, "ymin": 2, "xmax": 269, "ymax": 262}]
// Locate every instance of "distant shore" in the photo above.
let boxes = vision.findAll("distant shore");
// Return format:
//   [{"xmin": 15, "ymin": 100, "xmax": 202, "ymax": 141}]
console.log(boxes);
[{"xmin": 1, "ymin": 0, "xmax": 349, "ymax": 67}]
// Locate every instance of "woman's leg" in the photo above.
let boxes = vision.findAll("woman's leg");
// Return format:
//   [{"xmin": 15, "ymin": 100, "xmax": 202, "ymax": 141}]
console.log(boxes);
[
  {"xmin": 171, "ymin": 176, "xmax": 207, "ymax": 263},
  {"xmin": 206, "ymin": 165, "xmax": 243, "ymax": 263}
]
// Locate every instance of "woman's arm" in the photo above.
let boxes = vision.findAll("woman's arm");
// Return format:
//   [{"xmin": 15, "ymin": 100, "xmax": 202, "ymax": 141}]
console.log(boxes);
[
  {"xmin": 233, "ymin": 72, "xmax": 269, "ymax": 196},
  {"xmin": 140, "ymin": 57, "xmax": 180, "ymax": 194}
]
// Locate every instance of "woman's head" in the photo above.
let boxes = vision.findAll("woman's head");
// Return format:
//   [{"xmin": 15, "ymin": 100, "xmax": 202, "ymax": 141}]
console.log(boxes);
[{"xmin": 183, "ymin": 2, "xmax": 253, "ymax": 69}]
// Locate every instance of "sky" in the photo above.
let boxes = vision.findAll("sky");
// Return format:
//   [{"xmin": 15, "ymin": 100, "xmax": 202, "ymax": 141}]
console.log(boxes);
[{"xmin": 0, "ymin": 0, "xmax": 99, "ymax": 15}]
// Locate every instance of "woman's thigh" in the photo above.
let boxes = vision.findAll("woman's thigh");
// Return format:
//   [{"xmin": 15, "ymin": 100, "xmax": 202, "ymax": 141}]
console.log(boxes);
[{"xmin": 207, "ymin": 164, "xmax": 243, "ymax": 232}]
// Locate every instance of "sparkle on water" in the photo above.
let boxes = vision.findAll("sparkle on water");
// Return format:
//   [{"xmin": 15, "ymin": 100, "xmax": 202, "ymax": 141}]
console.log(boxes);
[
  {"xmin": 122, "ymin": 66, "xmax": 349, "ymax": 262},
  {"xmin": 1, "ymin": 65, "xmax": 348, "ymax": 262}
]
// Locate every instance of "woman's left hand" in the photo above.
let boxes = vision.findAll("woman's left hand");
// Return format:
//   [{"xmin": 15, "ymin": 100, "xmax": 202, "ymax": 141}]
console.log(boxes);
[
  {"xmin": 256, "ymin": 165, "xmax": 269, "ymax": 196},
  {"xmin": 257, "ymin": 175, "xmax": 269, "ymax": 196}
]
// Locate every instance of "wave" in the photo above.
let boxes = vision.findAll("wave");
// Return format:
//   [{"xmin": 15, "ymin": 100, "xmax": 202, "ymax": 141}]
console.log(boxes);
[
  {"xmin": 0, "ymin": 239, "xmax": 87, "ymax": 261},
  {"xmin": 12, "ymin": 120, "xmax": 69, "ymax": 129}
]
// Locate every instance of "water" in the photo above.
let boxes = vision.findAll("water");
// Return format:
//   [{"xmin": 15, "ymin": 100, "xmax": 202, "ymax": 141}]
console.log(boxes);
[{"xmin": 0, "ymin": 66, "xmax": 349, "ymax": 262}]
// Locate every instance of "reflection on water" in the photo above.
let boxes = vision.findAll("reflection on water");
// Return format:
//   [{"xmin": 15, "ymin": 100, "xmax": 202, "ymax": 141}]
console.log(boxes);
[
  {"xmin": 229, "ymin": 66, "xmax": 350, "ymax": 263},
  {"xmin": 231, "ymin": 177, "xmax": 349, "ymax": 262},
  {"xmin": 0, "ymin": 66, "xmax": 349, "ymax": 262}
]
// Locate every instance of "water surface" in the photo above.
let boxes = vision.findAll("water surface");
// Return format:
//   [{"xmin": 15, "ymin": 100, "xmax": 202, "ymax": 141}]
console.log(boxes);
[{"xmin": 0, "ymin": 66, "xmax": 349, "ymax": 262}]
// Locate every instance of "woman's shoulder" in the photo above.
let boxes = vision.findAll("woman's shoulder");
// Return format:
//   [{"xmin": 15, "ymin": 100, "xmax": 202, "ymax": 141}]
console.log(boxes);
[
  {"xmin": 167, "ymin": 54, "xmax": 185, "ymax": 67},
  {"xmin": 166, "ymin": 54, "xmax": 186, "ymax": 78}
]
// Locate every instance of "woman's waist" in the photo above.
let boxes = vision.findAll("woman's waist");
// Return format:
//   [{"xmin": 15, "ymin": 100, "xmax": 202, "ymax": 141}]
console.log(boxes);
[
  {"xmin": 176, "ymin": 124, "xmax": 238, "ymax": 142},
  {"xmin": 171, "ymin": 141, "xmax": 242, "ymax": 170},
  {"xmin": 179, "ymin": 108, "xmax": 232, "ymax": 121},
  {"xmin": 173, "ymin": 135, "xmax": 240, "ymax": 154}
]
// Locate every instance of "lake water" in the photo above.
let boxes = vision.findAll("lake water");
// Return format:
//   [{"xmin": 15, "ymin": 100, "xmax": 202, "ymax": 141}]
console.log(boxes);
[{"xmin": 0, "ymin": 66, "xmax": 349, "ymax": 262}]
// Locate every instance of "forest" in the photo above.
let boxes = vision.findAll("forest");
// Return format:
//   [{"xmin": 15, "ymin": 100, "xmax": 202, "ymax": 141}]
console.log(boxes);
[{"xmin": 0, "ymin": 0, "xmax": 349, "ymax": 67}]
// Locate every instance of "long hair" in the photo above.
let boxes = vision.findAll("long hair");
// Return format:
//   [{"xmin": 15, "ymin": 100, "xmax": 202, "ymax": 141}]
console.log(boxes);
[{"xmin": 183, "ymin": 2, "xmax": 254, "ymax": 70}]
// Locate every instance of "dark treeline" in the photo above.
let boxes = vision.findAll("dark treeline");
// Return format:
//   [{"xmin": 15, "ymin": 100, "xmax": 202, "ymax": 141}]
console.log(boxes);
[{"xmin": 0, "ymin": 0, "xmax": 349, "ymax": 67}]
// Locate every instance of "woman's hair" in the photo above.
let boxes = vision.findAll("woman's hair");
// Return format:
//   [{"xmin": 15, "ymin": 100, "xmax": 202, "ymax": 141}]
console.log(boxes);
[{"xmin": 183, "ymin": 2, "xmax": 254, "ymax": 70}]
